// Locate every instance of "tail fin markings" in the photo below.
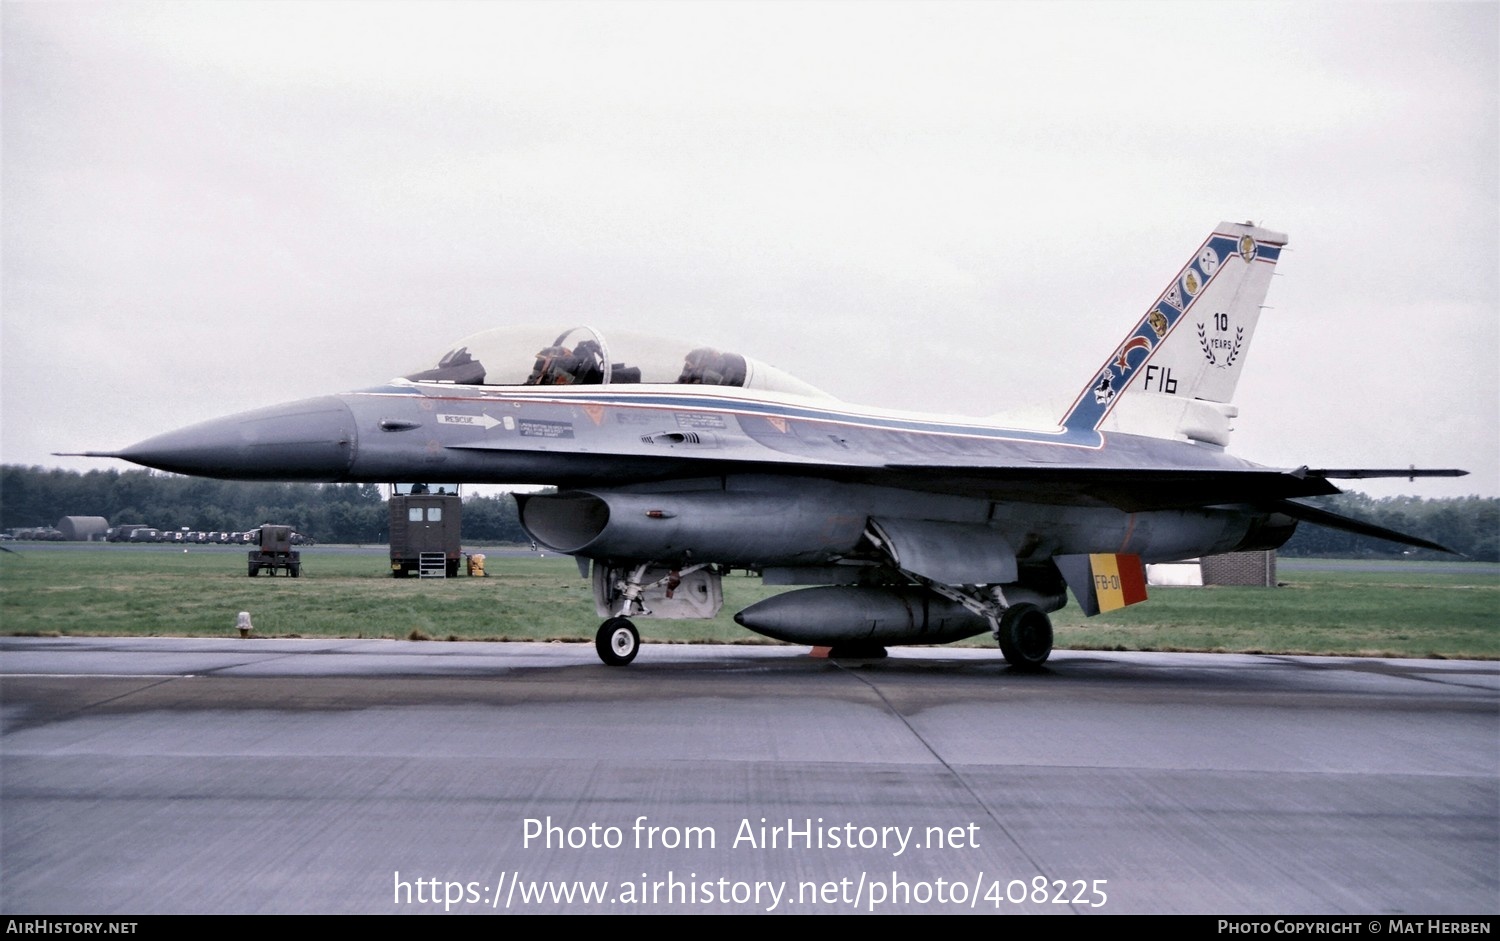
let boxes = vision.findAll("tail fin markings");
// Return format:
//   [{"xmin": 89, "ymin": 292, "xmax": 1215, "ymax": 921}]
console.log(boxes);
[{"xmin": 1061, "ymin": 221, "xmax": 1287, "ymax": 447}]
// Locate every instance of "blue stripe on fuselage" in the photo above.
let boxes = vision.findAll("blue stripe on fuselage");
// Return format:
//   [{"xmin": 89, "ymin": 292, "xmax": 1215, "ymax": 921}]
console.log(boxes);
[{"xmin": 354, "ymin": 384, "xmax": 1108, "ymax": 449}]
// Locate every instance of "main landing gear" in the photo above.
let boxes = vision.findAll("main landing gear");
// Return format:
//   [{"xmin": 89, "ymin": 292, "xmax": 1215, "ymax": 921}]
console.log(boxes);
[
  {"xmin": 881, "ymin": 575, "xmax": 1055, "ymax": 672},
  {"xmin": 911, "ymin": 583, "xmax": 1054, "ymax": 672},
  {"xmin": 858, "ymin": 523, "xmax": 1055, "ymax": 672},
  {"xmin": 995, "ymin": 603, "xmax": 1053, "ymax": 671}
]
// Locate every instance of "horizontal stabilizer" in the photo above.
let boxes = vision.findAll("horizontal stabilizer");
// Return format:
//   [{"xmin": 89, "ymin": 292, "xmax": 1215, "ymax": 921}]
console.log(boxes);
[{"xmin": 1269, "ymin": 499, "xmax": 1457, "ymax": 554}]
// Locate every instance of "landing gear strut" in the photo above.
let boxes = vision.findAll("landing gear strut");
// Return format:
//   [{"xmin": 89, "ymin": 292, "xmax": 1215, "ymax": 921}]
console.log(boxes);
[
  {"xmin": 596, "ymin": 617, "xmax": 639, "ymax": 666},
  {"xmin": 996, "ymin": 603, "xmax": 1053, "ymax": 671},
  {"xmin": 590, "ymin": 561, "xmax": 715, "ymax": 665},
  {"xmin": 861, "ymin": 523, "xmax": 1056, "ymax": 672}
]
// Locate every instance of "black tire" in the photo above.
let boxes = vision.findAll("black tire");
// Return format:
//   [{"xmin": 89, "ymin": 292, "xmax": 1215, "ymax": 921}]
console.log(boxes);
[
  {"xmin": 997, "ymin": 603, "xmax": 1052, "ymax": 671},
  {"xmin": 289, "ymin": 564, "xmax": 301, "ymax": 578},
  {"xmin": 247, "ymin": 562, "xmax": 258, "ymax": 577},
  {"xmin": 596, "ymin": 617, "xmax": 639, "ymax": 666},
  {"xmin": 447, "ymin": 560, "xmax": 459, "ymax": 578}
]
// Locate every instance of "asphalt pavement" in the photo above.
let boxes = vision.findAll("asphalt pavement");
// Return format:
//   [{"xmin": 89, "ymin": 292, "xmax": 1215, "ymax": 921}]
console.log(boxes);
[{"xmin": 2, "ymin": 638, "xmax": 1495, "ymax": 914}]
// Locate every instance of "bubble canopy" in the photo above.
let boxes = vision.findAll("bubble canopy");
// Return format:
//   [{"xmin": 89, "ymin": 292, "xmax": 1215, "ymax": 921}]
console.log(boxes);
[{"xmin": 403, "ymin": 326, "xmax": 832, "ymax": 398}]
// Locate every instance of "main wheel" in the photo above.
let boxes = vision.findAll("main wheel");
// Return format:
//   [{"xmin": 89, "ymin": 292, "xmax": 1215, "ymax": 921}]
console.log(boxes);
[
  {"xmin": 247, "ymin": 562, "xmax": 259, "ymax": 577},
  {"xmin": 596, "ymin": 617, "xmax": 640, "ymax": 666},
  {"xmin": 997, "ymin": 603, "xmax": 1052, "ymax": 671}
]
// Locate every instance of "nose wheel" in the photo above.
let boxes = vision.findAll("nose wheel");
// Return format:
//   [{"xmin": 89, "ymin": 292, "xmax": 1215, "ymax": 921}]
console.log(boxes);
[{"xmin": 596, "ymin": 617, "xmax": 640, "ymax": 666}]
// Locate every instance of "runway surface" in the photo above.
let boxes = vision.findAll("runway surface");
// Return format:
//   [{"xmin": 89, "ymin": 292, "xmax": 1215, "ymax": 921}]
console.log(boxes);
[{"xmin": 2, "ymin": 637, "xmax": 1496, "ymax": 914}]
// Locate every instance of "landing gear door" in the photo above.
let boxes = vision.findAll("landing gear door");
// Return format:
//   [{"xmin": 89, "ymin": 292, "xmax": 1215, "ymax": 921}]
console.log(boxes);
[
  {"xmin": 591, "ymin": 563, "xmax": 724, "ymax": 619},
  {"xmin": 868, "ymin": 517, "xmax": 1018, "ymax": 586}
]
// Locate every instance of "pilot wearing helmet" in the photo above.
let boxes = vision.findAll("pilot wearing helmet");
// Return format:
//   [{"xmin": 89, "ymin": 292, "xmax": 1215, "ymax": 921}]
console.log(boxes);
[{"xmin": 527, "ymin": 340, "xmax": 605, "ymax": 385}]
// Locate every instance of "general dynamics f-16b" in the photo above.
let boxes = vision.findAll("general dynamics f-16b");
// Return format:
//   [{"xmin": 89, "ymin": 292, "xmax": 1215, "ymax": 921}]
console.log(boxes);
[{"xmin": 76, "ymin": 222, "xmax": 1464, "ymax": 668}]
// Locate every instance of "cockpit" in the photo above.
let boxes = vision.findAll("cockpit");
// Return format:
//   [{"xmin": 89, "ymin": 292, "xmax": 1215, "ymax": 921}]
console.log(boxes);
[{"xmin": 403, "ymin": 326, "xmax": 831, "ymax": 398}]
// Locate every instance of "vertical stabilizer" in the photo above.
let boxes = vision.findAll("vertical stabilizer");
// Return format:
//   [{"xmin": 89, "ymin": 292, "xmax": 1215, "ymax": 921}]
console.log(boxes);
[{"xmin": 1061, "ymin": 221, "xmax": 1287, "ymax": 447}]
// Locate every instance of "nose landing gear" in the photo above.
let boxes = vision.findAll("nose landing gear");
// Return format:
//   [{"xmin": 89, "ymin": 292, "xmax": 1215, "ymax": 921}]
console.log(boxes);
[{"xmin": 596, "ymin": 617, "xmax": 640, "ymax": 666}]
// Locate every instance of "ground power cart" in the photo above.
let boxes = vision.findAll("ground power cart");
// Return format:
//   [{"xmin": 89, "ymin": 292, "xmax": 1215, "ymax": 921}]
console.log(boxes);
[{"xmin": 247, "ymin": 524, "xmax": 301, "ymax": 577}]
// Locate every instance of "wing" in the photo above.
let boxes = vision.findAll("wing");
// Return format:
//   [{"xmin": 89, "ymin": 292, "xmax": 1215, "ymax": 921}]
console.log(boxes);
[{"xmin": 881, "ymin": 463, "xmax": 1466, "ymax": 553}]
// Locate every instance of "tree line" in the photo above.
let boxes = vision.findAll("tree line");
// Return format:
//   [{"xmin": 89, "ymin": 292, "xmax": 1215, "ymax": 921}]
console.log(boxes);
[
  {"xmin": 2, "ymin": 464, "xmax": 1495, "ymax": 559},
  {"xmin": 0, "ymin": 465, "xmax": 531, "ymax": 545}
]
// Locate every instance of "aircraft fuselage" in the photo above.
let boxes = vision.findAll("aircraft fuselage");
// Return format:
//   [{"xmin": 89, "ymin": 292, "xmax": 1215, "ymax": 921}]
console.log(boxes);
[{"xmin": 115, "ymin": 379, "xmax": 1302, "ymax": 569}]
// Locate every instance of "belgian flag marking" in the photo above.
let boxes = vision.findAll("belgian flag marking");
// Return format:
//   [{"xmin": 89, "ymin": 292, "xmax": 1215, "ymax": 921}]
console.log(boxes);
[{"xmin": 1088, "ymin": 554, "xmax": 1148, "ymax": 612}]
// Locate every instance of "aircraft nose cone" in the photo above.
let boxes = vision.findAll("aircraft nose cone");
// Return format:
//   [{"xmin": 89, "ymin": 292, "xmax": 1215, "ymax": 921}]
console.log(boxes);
[{"xmin": 116, "ymin": 396, "xmax": 358, "ymax": 480}]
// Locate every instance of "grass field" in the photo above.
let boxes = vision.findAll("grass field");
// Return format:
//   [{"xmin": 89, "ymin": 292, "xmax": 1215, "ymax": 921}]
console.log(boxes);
[{"xmin": 1, "ymin": 545, "xmax": 1495, "ymax": 659}]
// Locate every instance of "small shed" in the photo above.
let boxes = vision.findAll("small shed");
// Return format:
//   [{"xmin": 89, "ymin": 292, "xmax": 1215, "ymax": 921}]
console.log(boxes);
[
  {"xmin": 1146, "ymin": 551, "xmax": 1277, "ymax": 588},
  {"xmin": 1201, "ymin": 550, "xmax": 1277, "ymax": 587}
]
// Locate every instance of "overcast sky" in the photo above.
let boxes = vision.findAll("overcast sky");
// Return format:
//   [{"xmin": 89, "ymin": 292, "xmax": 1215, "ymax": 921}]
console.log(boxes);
[{"xmin": 3, "ymin": 1, "xmax": 1496, "ymax": 499}]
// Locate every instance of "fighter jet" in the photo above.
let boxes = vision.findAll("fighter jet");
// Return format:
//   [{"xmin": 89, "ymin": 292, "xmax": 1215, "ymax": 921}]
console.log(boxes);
[{"xmin": 78, "ymin": 221, "xmax": 1464, "ymax": 667}]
